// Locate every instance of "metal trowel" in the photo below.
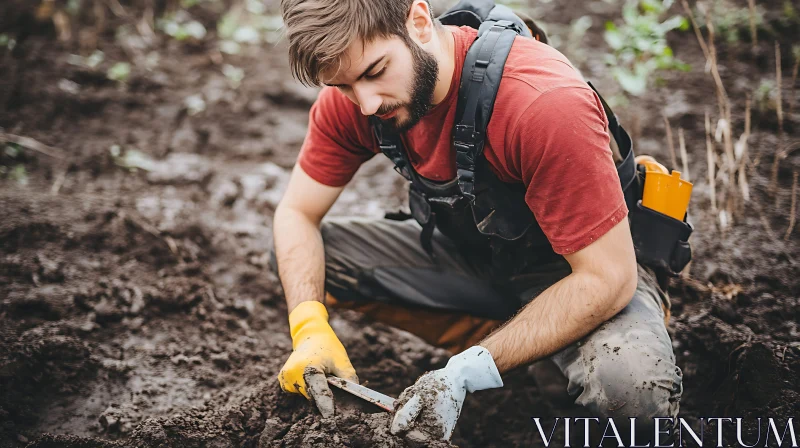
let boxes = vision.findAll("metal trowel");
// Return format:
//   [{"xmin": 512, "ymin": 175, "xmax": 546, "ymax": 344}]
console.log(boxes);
[{"xmin": 326, "ymin": 376, "xmax": 397, "ymax": 413}]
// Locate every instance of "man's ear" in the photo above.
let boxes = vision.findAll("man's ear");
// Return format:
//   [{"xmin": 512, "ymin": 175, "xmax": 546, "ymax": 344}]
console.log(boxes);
[{"xmin": 407, "ymin": 0, "xmax": 435, "ymax": 44}]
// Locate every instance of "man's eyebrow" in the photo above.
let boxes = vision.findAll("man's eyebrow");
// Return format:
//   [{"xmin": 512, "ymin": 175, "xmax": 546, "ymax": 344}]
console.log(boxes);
[{"xmin": 324, "ymin": 55, "xmax": 386, "ymax": 87}]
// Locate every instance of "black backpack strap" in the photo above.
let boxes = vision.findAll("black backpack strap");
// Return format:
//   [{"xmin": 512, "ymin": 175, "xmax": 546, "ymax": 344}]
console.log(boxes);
[
  {"xmin": 370, "ymin": 117, "xmax": 439, "ymax": 258},
  {"xmin": 370, "ymin": 116, "xmax": 412, "ymax": 181},
  {"xmin": 586, "ymin": 82, "xmax": 640, "ymax": 208},
  {"xmin": 453, "ymin": 15, "xmax": 520, "ymax": 200}
]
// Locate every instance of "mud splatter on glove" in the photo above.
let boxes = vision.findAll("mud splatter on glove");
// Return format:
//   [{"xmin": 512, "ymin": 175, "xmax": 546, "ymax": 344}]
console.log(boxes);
[{"xmin": 390, "ymin": 346, "xmax": 503, "ymax": 440}]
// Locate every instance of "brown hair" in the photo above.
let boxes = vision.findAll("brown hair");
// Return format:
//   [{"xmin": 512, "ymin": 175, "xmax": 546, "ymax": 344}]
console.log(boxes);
[{"xmin": 281, "ymin": 0, "xmax": 427, "ymax": 86}]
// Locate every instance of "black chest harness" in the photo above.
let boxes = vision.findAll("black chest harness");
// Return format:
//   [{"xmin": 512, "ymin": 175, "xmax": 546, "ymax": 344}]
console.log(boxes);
[{"xmin": 372, "ymin": 0, "xmax": 693, "ymax": 278}]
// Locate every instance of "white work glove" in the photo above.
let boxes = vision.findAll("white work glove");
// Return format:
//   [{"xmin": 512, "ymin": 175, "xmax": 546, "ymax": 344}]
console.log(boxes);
[{"xmin": 390, "ymin": 346, "xmax": 503, "ymax": 441}]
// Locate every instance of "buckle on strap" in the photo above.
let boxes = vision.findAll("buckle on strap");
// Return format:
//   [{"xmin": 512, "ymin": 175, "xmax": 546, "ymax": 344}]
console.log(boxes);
[
  {"xmin": 456, "ymin": 168, "xmax": 476, "ymax": 200},
  {"xmin": 454, "ymin": 124, "xmax": 474, "ymax": 142},
  {"xmin": 493, "ymin": 20, "xmax": 517, "ymax": 31},
  {"xmin": 454, "ymin": 125, "xmax": 478, "ymax": 168},
  {"xmin": 379, "ymin": 141, "xmax": 412, "ymax": 181}
]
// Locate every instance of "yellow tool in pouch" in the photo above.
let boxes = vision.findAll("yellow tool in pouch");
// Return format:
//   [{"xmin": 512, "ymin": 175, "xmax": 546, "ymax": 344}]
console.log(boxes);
[{"xmin": 635, "ymin": 155, "xmax": 693, "ymax": 221}]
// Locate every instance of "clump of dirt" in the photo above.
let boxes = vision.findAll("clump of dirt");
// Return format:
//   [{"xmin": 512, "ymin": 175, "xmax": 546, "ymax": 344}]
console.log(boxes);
[{"xmin": 1, "ymin": 326, "xmax": 99, "ymax": 427}]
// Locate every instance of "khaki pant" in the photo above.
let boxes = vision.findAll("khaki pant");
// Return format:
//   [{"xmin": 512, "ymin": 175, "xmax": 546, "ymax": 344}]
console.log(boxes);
[{"xmin": 278, "ymin": 217, "xmax": 683, "ymax": 421}]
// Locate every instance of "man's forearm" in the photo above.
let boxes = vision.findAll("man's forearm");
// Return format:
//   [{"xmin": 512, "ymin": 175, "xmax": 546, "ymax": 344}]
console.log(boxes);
[
  {"xmin": 273, "ymin": 206, "xmax": 327, "ymax": 314},
  {"xmin": 480, "ymin": 270, "xmax": 633, "ymax": 373}
]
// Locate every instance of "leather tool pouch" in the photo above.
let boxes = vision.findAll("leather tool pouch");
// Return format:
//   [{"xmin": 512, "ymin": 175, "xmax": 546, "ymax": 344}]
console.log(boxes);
[{"xmin": 628, "ymin": 169, "xmax": 693, "ymax": 276}]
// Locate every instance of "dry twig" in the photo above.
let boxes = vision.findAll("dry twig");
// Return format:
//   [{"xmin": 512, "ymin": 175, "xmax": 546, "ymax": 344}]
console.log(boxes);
[
  {"xmin": 681, "ymin": 0, "xmax": 710, "ymax": 61},
  {"xmin": 50, "ymin": 166, "xmax": 68, "ymax": 195},
  {"xmin": 663, "ymin": 113, "xmax": 678, "ymax": 170},
  {"xmin": 706, "ymin": 111, "xmax": 717, "ymax": 213},
  {"xmin": 752, "ymin": 199, "xmax": 778, "ymax": 241},
  {"xmin": 137, "ymin": 0, "xmax": 156, "ymax": 39},
  {"xmin": 747, "ymin": 0, "xmax": 757, "ymax": 51},
  {"xmin": 704, "ymin": 11, "xmax": 729, "ymax": 117},
  {"xmin": 694, "ymin": 5, "xmax": 735, "ymax": 203},
  {"xmin": 106, "ymin": 0, "xmax": 127, "ymax": 17},
  {"xmin": 776, "ymin": 41, "xmax": 784, "ymax": 133},
  {"xmin": 737, "ymin": 97, "xmax": 751, "ymax": 202},
  {"xmin": 772, "ymin": 44, "xmax": 786, "ymax": 196},
  {"xmin": 679, "ymin": 127, "xmax": 690, "ymax": 181},
  {"xmin": 786, "ymin": 172, "xmax": 798, "ymax": 241},
  {"xmin": 791, "ymin": 54, "xmax": 799, "ymax": 115},
  {"xmin": 0, "ymin": 133, "xmax": 67, "ymax": 159}
]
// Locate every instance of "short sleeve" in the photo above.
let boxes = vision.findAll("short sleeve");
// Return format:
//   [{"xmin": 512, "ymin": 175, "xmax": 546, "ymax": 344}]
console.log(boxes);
[
  {"xmin": 509, "ymin": 86, "xmax": 628, "ymax": 254},
  {"xmin": 297, "ymin": 87, "xmax": 377, "ymax": 187}
]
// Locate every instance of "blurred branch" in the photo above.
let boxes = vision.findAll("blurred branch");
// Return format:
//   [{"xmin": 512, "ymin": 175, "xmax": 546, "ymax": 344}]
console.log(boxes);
[
  {"xmin": 680, "ymin": 0, "xmax": 710, "ymax": 61},
  {"xmin": 737, "ymin": 96, "xmax": 751, "ymax": 202},
  {"xmin": 786, "ymin": 171, "xmax": 798, "ymax": 241},
  {"xmin": 791, "ymin": 49, "xmax": 799, "ymax": 115},
  {"xmin": 705, "ymin": 110, "xmax": 717, "ymax": 213},
  {"xmin": 663, "ymin": 113, "xmax": 678, "ymax": 170},
  {"xmin": 747, "ymin": 0, "xmax": 757, "ymax": 51},
  {"xmin": 106, "ymin": 0, "xmax": 128, "ymax": 17},
  {"xmin": 679, "ymin": 127, "xmax": 690, "ymax": 181},
  {"xmin": 775, "ymin": 41, "xmax": 784, "ymax": 133},
  {"xmin": 0, "ymin": 132, "xmax": 66, "ymax": 160}
]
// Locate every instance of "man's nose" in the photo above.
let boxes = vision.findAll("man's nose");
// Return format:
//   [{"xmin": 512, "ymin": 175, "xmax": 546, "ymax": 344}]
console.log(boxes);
[{"xmin": 353, "ymin": 84, "xmax": 381, "ymax": 116}]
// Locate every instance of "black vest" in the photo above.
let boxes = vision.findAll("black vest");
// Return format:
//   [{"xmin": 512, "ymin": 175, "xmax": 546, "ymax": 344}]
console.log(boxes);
[{"xmin": 373, "ymin": 1, "xmax": 692, "ymax": 279}]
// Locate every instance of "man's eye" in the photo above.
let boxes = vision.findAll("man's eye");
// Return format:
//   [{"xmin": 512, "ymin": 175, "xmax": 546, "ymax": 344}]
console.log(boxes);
[{"xmin": 366, "ymin": 67, "xmax": 386, "ymax": 79}]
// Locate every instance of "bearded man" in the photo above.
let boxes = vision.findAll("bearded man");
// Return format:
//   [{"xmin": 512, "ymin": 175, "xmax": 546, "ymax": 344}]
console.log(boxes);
[{"xmin": 271, "ymin": 0, "xmax": 683, "ymax": 441}]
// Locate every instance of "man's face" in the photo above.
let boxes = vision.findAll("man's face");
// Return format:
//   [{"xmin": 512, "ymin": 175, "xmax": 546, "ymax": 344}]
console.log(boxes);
[{"xmin": 321, "ymin": 34, "xmax": 439, "ymax": 132}]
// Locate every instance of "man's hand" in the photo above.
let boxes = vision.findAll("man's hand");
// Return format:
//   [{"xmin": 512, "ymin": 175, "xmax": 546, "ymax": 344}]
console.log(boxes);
[
  {"xmin": 279, "ymin": 301, "xmax": 358, "ymax": 417},
  {"xmin": 390, "ymin": 346, "xmax": 503, "ymax": 441}
]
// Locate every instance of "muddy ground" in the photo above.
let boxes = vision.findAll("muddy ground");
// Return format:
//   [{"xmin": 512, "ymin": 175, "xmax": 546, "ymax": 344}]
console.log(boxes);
[{"xmin": 1, "ymin": 0, "xmax": 799, "ymax": 447}]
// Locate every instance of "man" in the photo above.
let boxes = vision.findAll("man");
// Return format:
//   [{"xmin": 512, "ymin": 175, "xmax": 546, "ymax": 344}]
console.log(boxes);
[{"xmin": 272, "ymin": 0, "xmax": 683, "ymax": 441}]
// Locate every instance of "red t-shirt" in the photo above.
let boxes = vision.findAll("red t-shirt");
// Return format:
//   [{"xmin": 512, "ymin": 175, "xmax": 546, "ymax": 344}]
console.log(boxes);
[{"xmin": 298, "ymin": 26, "xmax": 627, "ymax": 255}]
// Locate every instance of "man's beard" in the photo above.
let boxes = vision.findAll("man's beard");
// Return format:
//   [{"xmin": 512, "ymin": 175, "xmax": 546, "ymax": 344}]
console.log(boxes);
[{"xmin": 378, "ymin": 36, "xmax": 439, "ymax": 133}]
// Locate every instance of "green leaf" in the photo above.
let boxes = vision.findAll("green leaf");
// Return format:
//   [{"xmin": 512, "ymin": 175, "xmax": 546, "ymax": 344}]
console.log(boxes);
[
  {"xmin": 107, "ymin": 62, "xmax": 131, "ymax": 82},
  {"xmin": 184, "ymin": 21, "xmax": 207, "ymax": 40},
  {"xmin": 614, "ymin": 67, "xmax": 648, "ymax": 96},
  {"xmin": 217, "ymin": 12, "xmax": 239, "ymax": 39},
  {"xmin": 10, "ymin": 165, "xmax": 28, "ymax": 185},
  {"xmin": 66, "ymin": 0, "xmax": 82, "ymax": 15},
  {"xmin": 640, "ymin": 0, "xmax": 662, "ymax": 14},
  {"xmin": 4, "ymin": 144, "xmax": 20, "ymax": 158},
  {"xmin": 222, "ymin": 64, "xmax": 244, "ymax": 89},
  {"xmin": 604, "ymin": 30, "xmax": 624, "ymax": 50},
  {"xmin": 86, "ymin": 50, "xmax": 105, "ymax": 68},
  {"xmin": 219, "ymin": 40, "xmax": 241, "ymax": 55},
  {"xmin": 660, "ymin": 15, "xmax": 687, "ymax": 32}
]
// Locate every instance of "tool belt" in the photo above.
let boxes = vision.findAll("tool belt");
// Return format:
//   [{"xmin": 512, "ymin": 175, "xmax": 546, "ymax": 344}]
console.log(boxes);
[{"xmin": 373, "ymin": 0, "xmax": 693, "ymax": 278}]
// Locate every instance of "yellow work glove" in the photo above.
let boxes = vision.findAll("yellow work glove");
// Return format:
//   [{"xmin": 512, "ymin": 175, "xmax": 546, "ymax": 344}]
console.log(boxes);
[{"xmin": 278, "ymin": 301, "xmax": 358, "ymax": 402}]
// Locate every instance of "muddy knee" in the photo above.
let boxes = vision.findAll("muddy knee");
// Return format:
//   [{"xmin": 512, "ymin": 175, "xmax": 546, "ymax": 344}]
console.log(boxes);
[{"xmin": 578, "ymin": 350, "xmax": 682, "ymax": 419}]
